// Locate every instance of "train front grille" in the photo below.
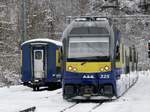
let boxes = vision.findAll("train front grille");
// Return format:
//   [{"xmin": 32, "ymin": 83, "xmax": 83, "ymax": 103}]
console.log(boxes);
[{"xmin": 79, "ymin": 85, "xmax": 96, "ymax": 96}]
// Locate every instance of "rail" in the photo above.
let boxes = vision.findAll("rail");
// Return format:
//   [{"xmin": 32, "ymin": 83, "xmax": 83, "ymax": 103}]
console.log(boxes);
[{"xmin": 19, "ymin": 106, "xmax": 36, "ymax": 112}]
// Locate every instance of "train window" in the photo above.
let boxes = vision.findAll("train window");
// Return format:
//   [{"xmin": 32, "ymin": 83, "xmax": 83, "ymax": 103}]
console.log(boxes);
[
  {"xmin": 68, "ymin": 37, "xmax": 110, "ymax": 59},
  {"xmin": 122, "ymin": 45, "xmax": 124, "ymax": 63},
  {"xmin": 136, "ymin": 53, "xmax": 138, "ymax": 63},
  {"xmin": 35, "ymin": 51, "xmax": 42, "ymax": 60},
  {"xmin": 134, "ymin": 49, "xmax": 136, "ymax": 62},
  {"xmin": 129, "ymin": 48, "xmax": 132, "ymax": 61},
  {"xmin": 70, "ymin": 27, "xmax": 109, "ymax": 34},
  {"xmin": 58, "ymin": 49, "xmax": 61, "ymax": 63},
  {"xmin": 116, "ymin": 44, "xmax": 120, "ymax": 60}
]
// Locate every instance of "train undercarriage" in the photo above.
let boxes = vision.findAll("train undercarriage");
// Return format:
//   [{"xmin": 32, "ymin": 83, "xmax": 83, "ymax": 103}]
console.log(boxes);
[{"xmin": 63, "ymin": 84, "xmax": 116, "ymax": 100}]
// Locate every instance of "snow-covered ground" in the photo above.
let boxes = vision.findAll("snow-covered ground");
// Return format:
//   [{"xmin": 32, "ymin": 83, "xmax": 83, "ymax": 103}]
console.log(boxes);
[
  {"xmin": 93, "ymin": 71, "xmax": 150, "ymax": 112},
  {"xmin": 0, "ymin": 71, "xmax": 150, "ymax": 112}
]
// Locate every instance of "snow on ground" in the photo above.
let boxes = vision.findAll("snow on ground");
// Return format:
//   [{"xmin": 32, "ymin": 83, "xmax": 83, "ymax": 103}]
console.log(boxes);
[
  {"xmin": 0, "ymin": 71, "xmax": 150, "ymax": 112},
  {"xmin": 93, "ymin": 71, "xmax": 150, "ymax": 112},
  {"xmin": 0, "ymin": 86, "xmax": 73, "ymax": 112}
]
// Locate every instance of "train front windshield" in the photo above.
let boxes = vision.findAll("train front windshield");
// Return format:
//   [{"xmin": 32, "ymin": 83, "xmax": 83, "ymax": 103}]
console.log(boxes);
[{"xmin": 68, "ymin": 37, "xmax": 110, "ymax": 61}]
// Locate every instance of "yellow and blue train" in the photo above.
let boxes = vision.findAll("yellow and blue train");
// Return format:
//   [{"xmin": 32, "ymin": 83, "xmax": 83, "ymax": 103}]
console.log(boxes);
[
  {"xmin": 62, "ymin": 17, "xmax": 138, "ymax": 100},
  {"xmin": 21, "ymin": 38, "xmax": 62, "ymax": 91}
]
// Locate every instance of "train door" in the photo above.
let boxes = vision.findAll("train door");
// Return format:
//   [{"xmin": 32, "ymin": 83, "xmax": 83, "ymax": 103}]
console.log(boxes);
[{"xmin": 33, "ymin": 49, "xmax": 44, "ymax": 79}]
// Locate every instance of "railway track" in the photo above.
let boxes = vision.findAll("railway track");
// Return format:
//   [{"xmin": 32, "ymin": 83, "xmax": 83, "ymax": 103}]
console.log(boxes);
[
  {"xmin": 60, "ymin": 103, "xmax": 79, "ymax": 112},
  {"xmin": 19, "ymin": 106, "xmax": 36, "ymax": 112},
  {"xmin": 59, "ymin": 101, "xmax": 104, "ymax": 112},
  {"xmin": 88, "ymin": 103, "xmax": 103, "ymax": 112}
]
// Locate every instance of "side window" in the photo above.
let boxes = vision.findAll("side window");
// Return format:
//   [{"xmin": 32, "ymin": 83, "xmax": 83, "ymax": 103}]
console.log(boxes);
[
  {"xmin": 116, "ymin": 43, "xmax": 120, "ymax": 60},
  {"xmin": 122, "ymin": 45, "xmax": 124, "ymax": 63},
  {"xmin": 131, "ymin": 47, "xmax": 136, "ymax": 63},
  {"xmin": 134, "ymin": 49, "xmax": 136, "ymax": 63},
  {"xmin": 56, "ymin": 48, "xmax": 61, "ymax": 73},
  {"xmin": 129, "ymin": 47, "xmax": 132, "ymax": 62},
  {"xmin": 56, "ymin": 48, "xmax": 61, "ymax": 67},
  {"xmin": 136, "ymin": 53, "xmax": 138, "ymax": 63},
  {"xmin": 58, "ymin": 48, "xmax": 61, "ymax": 63}
]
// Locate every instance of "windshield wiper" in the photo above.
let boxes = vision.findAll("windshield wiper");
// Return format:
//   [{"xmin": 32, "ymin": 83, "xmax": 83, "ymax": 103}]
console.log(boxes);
[{"xmin": 81, "ymin": 62, "xmax": 87, "ymax": 66}]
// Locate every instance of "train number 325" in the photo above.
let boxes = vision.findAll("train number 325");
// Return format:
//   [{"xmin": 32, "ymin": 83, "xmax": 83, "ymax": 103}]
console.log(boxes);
[{"xmin": 100, "ymin": 74, "xmax": 110, "ymax": 79}]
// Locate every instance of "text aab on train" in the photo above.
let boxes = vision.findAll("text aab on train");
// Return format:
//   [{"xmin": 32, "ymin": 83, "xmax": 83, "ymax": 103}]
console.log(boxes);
[
  {"xmin": 21, "ymin": 38, "xmax": 62, "ymax": 91},
  {"xmin": 62, "ymin": 17, "xmax": 138, "ymax": 100}
]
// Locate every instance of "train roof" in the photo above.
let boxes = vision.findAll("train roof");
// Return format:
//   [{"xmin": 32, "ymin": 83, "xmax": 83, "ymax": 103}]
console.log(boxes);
[
  {"xmin": 21, "ymin": 38, "xmax": 62, "ymax": 46},
  {"xmin": 62, "ymin": 17, "xmax": 112, "ymax": 38}
]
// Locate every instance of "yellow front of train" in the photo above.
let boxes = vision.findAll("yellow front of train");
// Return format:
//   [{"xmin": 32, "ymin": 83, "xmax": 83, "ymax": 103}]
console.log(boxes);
[{"xmin": 66, "ymin": 62, "xmax": 111, "ymax": 73}]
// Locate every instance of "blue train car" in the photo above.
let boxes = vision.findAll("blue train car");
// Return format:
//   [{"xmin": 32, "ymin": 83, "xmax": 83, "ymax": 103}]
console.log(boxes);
[
  {"xmin": 62, "ymin": 17, "xmax": 138, "ymax": 100},
  {"xmin": 21, "ymin": 38, "xmax": 62, "ymax": 90}
]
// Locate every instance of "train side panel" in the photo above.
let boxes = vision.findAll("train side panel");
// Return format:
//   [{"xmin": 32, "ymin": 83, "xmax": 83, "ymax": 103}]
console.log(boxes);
[
  {"xmin": 115, "ymin": 45, "xmax": 138, "ymax": 97},
  {"xmin": 47, "ymin": 44, "xmax": 58, "ymax": 82},
  {"xmin": 22, "ymin": 45, "xmax": 32, "ymax": 82}
]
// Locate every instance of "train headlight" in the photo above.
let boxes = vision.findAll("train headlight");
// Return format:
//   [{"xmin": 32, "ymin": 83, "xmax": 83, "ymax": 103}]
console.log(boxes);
[
  {"xmin": 100, "ymin": 68, "xmax": 104, "ymax": 72},
  {"xmin": 104, "ymin": 66, "xmax": 109, "ymax": 71},
  {"xmin": 73, "ymin": 67, "xmax": 77, "ymax": 71},
  {"xmin": 68, "ymin": 66, "xmax": 73, "ymax": 71}
]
